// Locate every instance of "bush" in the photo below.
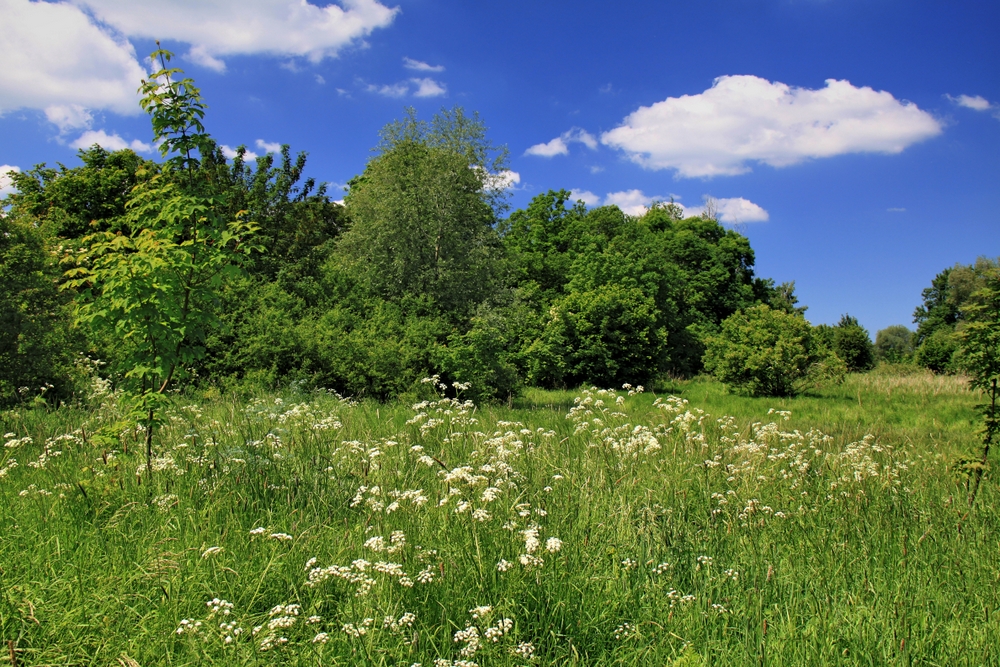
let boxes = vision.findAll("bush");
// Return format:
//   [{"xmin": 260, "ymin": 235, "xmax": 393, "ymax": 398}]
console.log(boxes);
[
  {"xmin": 527, "ymin": 284, "xmax": 667, "ymax": 388},
  {"xmin": 833, "ymin": 315, "xmax": 875, "ymax": 372},
  {"xmin": 704, "ymin": 304, "xmax": 824, "ymax": 397},
  {"xmin": 0, "ymin": 213, "xmax": 82, "ymax": 406},
  {"xmin": 915, "ymin": 329, "xmax": 959, "ymax": 373}
]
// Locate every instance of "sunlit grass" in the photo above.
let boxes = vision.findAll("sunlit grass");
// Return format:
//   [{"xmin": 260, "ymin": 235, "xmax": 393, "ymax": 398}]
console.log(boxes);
[{"xmin": 0, "ymin": 372, "xmax": 995, "ymax": 666}]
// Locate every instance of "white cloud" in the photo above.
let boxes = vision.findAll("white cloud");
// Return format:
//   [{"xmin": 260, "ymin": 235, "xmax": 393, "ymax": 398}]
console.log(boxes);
[
  {"xmin": 602, "ymin": 75, "xmax": 943, "ymax": 178},
  {"xmin": 186, "ymin": 45, "xmax": 227, "ymax": 73},
  {"xmin": 403, "ymin": 57, "xmax": 444, "ymax": 72},
  {"xmin": 524, "ymin": 127, "xmax": 598, "ymax": 157},
  {"xmin": 887, "ymin": 207, "xmax": 906, "ymax": 212},
  {"xmin": 255, "ymin": 139, "xmax": 282, "ymax": 153},
  {"xmin": 524, "ymin": 136, "xmax": 569, "ymax": 157},
  {"xmin": 411, "ymin": 78, "xmax": 447, "ymax": 98},
  {"xmin": 70, "ymin": 129, "xmax": 151, "ymax": 153},
  {"xmin": 72, "ymin": 0, "xmax": 399, "ymax": 69},
  {"xmin": 1, "ymin": 165, "xmax": 21, "ymax": 198},
  {"xmin": 575, "ymin": 188, "xmax": 769, "ymax": 222},
  {"xmin": 603, "ymin": 189, "xmax": 657, "ymax": 216},
  {"xmin": 682, "ymin": 196, "xmax": 769, "ymax": 223},
  {"xmin": 44, "ymin": 104, "xmax": 94, "ymax": 133},
  {"xmin": 366, "ymin": 82, "xmax": 409, "ymax": 98},
  {"xmin": 0, "ymin": 0, "xmax": 146, "ymax": 117},
  {"xmin": 477, "ymin": 168, "xmax": 520, "ymax": 192},
  {"xmin": 570, "ymin": 189, "xmax": 601, "ymax": 206},
  {"xmin": 220, "ymin": 145, "xmax": 259, "ymax": 160},
  {"xmin": 315, "ymin": 74, "xmax": 326, "ymax": 85},
  {"xmin": 948, "ymin": 94, "xmax": 992, "ymax": 111}
]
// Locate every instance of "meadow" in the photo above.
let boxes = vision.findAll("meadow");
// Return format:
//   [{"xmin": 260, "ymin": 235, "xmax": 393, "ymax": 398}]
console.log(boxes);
[{"xmin": 0, "ymin": 370, "xmax": 995, "ymax": 666}]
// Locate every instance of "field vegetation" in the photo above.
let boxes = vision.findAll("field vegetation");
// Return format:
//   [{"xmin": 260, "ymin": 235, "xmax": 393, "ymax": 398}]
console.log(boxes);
[{"xmin": 1, "ymin": 370, "xmax": 996, "ymax": 666}]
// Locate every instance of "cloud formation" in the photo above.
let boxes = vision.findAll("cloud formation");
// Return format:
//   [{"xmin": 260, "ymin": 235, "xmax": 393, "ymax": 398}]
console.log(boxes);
[
  {"xmin": 411, "ymin": 78, "xmax": 447, "ymax": 98},
  {"xmin": 1, "ymin": 165, "xmax": 21, "ymax": 198},
  {"xmin": 947, "ymin": 93, "xmax": 999, "ymax": 119},
  {"xmin": 0, "ymin": 0, "xmax": 147, "ymax": 117},
  {"xmin": 602, "ymin": 75, "xmax": 942, "ymax": 178},
  {"xmin": 403, "ymin": 57, "xmax": 444, "ymax": 73},
  {"xmin": 525, "ymin": 128, "xmax": 598, "ymax": 157},
  {"xmin": 70, "ymin": 129, "xmax": 151, "ymax": 153},
  {"xmin": 949, "ymin": 94, "xmax": 991, "ymax": 111},
  {"xmin": 571, "ymin": 189, "xmax": 768, "ymax": 222},
  {"xmin": 256, "ymin": 139, "xmax": 283, "ymax": 153},
  {"xmin": 0, "ymin": 0, "xmax": 398, "ymax": 124},
  {"xmin": 73, "ymin": 0, "xmax": 399, "ymax": 70}
]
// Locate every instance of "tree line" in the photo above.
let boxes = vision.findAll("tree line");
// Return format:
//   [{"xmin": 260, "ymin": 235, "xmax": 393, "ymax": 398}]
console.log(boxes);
[{"xmin": 1, "ymin": 53, "xmax": 996, "ymax": 408}]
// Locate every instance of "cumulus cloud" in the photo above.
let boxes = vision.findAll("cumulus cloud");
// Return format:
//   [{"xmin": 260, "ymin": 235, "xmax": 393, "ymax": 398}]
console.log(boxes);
[
  {"xmin": 44, "ymin": 104, "xmax": 94, "ymax": 133},
  {"xmin": 682, "ymin": 196, "xmax": 769, "ymax": 223},
  {"xmin": 573, "ymin": 188, "xmax": 768, "ymax": 222},
  {"xmin": 524, "ymin": 137, "xmax": 569, "ymax": 158},
  {"xmin": 72, "ymin": 0, "xmax": 399, "ymax": 69},
  {"xmin": 1, "ymin": 165, "xmax": 21, "ymax": 198},
  {"xmin": 603, "ymin": 189, "xmax": 658, "ymax": 216},
  {"xmin": 0, "ymin": 0, "xmax": 146, "ymax": 116},
  {"xmin": 220, "ymin": 145, "xmax": 259, "ymax": 160},
  {"xmin": 411, "ymin": 78, "xmax": 447, "ymax": 98},
  {"xmin": 2, "ymin": 0, "xmax": 398, "ymax": 132},
  {"xmin": 525, "ymin": 127, "xmax": 598, "ymax": 157},
  {"xmin": 70, "ymin": 129, "xmax": 151, "ymax": 153},
  {"xmin": 476, "ymin": 168, "xmax": 520, "ymax": 192},
  {"xmin": 570, "ymin": 189, "xmax": 601, "ymax": 206},
  {"xmin": 403, "ymin": 57, "xmax": 444, "ymax": 72},
  {"xmin": 255, "ymin": 139, "xmax": 283, "ymax": 153},
  {"xmin": 602, "ymin": 75, "xmax": 942, "ymax": 178}
]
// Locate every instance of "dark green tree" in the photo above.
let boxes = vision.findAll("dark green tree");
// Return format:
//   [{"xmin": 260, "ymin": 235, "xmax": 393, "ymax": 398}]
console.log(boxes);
[
  {"xmin": 833, "ymin": 314, "xmax": 875, "ymax": 372},
  {"xmin": 0, "ymin": 212, "xmax": 81, "ymax": 406}
]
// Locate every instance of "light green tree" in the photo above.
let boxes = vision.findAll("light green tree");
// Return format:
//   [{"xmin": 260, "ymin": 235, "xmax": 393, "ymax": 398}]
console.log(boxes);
[
  {"xmin": 957, "ymin": 268, "xmax": 1000, "ymax": 503},
  {"xmin": 339, "ymin": 108, "xmax": 508, "ymax": 316},
  {"xmin": 63, "ymin": 48, "xmax": 257, "ymax": 476}
]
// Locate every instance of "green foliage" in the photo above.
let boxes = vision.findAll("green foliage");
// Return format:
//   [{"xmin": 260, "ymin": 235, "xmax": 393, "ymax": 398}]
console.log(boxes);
[
  {"xmin": 529, "ymin": 284, "xmax": 667, "ymax": 388},
  {"xmin": 63, "ymin": 49, "xmax": 257, "ymax": 471},
  {"xmin": 704, "ymin": 304, "xmax": 828, "ymax": 397},
  {"xmin": 914, "ymin": 328, "xmax": 959, "ymax": 373},
  {"xmin": 340, "ymin": 108, "xmax": 506, "ymax": 316},
  {"xmin": 1, "ymin": 376, "xmax": 994, "ymax": 664},
  {"xmin": 5, "ymin": 146, "xmax": 151, "ymax": 238},
  {"xmin": 875, "ymin": 324, "xmax": 915, "ymax": 363},
  {"xmin": 0, "ymin": 212, "xmax": 81, "ymax": 405},
  {"xmin": 957, "ymin": 267, "xmax": 1000, "ymax": 465},
  {"xmin": 502, "ymin": 192, "xmax": 765, "ymax": 381},
  {"xmin": 833, "ymin": 314, "xmax": 875, "ymax": 372}
]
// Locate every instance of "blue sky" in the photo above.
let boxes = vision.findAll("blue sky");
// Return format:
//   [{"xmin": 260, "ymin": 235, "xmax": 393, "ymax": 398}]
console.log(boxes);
[{"xmin": 1, "ymin": 0, "xmax": 997, "ymax": 336}]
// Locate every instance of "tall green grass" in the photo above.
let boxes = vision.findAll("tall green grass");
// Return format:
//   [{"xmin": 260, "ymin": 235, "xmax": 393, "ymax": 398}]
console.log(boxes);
[{"xmin": 0, "ymin": 371, "xmax": 995, "ymax": 666}]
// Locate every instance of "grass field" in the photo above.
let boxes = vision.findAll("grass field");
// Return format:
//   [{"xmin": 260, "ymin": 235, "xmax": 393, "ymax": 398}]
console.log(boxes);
[{"xmin": 0, "ymin": 370, "xmax": 995, "ymax": 666}]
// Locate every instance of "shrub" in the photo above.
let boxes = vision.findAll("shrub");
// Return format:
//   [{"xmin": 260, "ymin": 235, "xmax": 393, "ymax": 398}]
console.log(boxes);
[
  {"xmin": 833, "ymin": 315, "xmax": 875, "ymax": 372},
  {"xmin": 704, "ymin": 304, "xmax": 823, "ymax": 397},
  {"xmin": 528, "ymin": 284, "xmax": 667, "ymax": 388},
  {"xmin": 0, "ymin": 212, "xmax": 82, "ymax": 406},
  {"xmin": 915, "ymin": 329, "xmax": 959, "ymax": 373}
]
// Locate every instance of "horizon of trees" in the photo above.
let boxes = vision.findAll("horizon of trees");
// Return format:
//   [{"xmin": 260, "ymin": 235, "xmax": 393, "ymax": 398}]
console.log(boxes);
[{"xmin": 0, "ymin": 58, "xmax": 991, "ymax": 405}]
